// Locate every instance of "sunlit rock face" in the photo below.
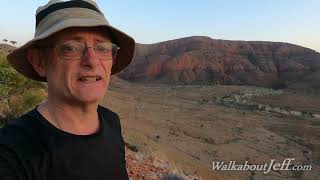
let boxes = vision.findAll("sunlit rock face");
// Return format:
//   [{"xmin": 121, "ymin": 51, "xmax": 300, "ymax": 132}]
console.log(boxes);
[{"xmin": 118, "ymin": 36, "xmax": 320, "ymax": 88}]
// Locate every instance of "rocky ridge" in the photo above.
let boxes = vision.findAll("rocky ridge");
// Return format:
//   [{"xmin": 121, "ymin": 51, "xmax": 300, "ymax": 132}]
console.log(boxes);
[{"xmin": 118, "ymin": 36, "xmax": 320, "ymax": 89}]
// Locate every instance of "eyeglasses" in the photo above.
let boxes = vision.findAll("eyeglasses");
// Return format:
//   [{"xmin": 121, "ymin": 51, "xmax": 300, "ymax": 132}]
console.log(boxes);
[{"xmin": 40, "ymin": 40, "xmax": 120, "ymax": 61}]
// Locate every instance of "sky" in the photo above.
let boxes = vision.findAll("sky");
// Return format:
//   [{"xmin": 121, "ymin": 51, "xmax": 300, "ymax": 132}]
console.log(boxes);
[{"xmin": 0, "ymin": 0, "xmax": 319, "ymax": 52}]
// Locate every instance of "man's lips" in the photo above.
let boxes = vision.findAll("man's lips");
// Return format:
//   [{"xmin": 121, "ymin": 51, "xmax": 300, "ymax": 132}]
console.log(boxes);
[{"xmin": 78, "ymin": 75, "xmax": 102, "ymax": 82}]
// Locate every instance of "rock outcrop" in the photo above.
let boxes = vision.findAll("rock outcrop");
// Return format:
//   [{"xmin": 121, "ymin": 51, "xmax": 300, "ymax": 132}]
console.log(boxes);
[{"xmin": 118, "ymin": 36, "xmax": 320, "ymax": 88}]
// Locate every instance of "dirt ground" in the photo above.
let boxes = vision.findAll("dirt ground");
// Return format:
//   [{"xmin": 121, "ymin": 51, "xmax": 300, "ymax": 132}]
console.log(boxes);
[{"xmin": 102, "ymin": 77, "xmax": 320, "ymax": 180}]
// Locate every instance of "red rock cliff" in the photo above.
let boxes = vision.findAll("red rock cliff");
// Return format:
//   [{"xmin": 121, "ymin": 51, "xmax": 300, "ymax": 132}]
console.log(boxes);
[{"xmin": 117, "ymin": 36, "xmax": 320, "ymax": 88}]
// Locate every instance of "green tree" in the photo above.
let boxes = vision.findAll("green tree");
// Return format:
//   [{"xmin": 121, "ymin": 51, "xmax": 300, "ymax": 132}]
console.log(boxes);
[{"xmin": 10, "ymin": 40, "xmax": 17, "ymax": 46}]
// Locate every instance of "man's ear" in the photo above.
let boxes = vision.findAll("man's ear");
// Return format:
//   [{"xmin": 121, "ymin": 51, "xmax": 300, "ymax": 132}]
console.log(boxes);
[{"xmin": 27, "ymin": 48, "xmax": 46, "ymax": 77}]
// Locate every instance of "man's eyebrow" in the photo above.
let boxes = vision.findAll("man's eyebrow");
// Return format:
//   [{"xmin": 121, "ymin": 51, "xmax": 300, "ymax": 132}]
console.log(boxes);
[
  {"xmin": 66, "ymin": 36, "xmax": 84, "ymax": 41},
  {"xmin": 63, "ymin": 36, "xmax": 110, "ymax": 42}
]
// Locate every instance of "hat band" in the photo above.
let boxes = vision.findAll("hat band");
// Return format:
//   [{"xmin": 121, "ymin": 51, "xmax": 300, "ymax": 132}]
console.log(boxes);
[{"xmin": 36, "ymin": 0, "xmax": 102, "ymax": 27}]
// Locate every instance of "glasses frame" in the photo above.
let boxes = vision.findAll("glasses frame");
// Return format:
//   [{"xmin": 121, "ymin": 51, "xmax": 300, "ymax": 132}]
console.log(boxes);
[{"xmin": 35, "ymin": 40, "xmax": 120, "ymax": 61}]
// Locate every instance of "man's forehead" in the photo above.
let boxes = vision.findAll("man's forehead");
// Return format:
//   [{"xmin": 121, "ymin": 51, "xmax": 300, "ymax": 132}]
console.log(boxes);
[{"xmin": 52, "ymin": 27, "xmax": 112, "ymax": 41}]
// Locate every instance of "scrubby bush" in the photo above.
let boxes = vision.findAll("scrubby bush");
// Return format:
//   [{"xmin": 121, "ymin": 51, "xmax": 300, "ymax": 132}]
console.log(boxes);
[
  {"xmin": 0, "ymin": 67, "xmax": 16, "ymax": 85},
  {"xmin": 0, "ymin": 54, "xmax": 47, "ymax": 121},
  {"xmin": 0, "ymin": 68, "xmax": 16, "ymax": 99},
  {"xmin": 0, "ymin": 106, "xmax": 18, "ymax": 127},
  {"xmin": 21, "ymin": 89, "xmax": 46, "ymax": 111},
  {"xmin": 0, "ymin": 85, "xmax": 11, "ymax": 99},
  {"xmin": 0, "ymin": 53, "xmax": 10, "ymax": 67}
]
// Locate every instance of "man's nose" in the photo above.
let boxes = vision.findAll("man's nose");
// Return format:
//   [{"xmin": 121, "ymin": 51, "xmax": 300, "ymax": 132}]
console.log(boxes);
[{"xmin": 82, "ymin": 47, "xmax": 100, "ymax": 68}]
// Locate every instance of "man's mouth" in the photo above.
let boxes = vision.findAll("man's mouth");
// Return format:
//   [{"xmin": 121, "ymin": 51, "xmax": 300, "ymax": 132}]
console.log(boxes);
[{"xmin": 78, "ymin": 76, "xmax": 102, "ymax": 82}]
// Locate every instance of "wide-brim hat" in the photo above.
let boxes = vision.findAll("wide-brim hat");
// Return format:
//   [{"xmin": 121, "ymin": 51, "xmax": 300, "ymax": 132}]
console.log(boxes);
[{"xmin": 7, "ymin": 0, "xmax": 135, "ymax": 82}]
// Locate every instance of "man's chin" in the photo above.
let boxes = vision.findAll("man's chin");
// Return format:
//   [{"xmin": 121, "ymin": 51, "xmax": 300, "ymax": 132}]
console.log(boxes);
[{"xmin": 69, "ymin": 92, "xmax": 105, "ymax": 105}]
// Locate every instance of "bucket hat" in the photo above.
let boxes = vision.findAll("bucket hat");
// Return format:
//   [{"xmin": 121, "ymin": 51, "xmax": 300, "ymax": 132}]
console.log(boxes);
[{"xmin": 7, "ymin": 0, "xmax": 135, "ymax": 81}]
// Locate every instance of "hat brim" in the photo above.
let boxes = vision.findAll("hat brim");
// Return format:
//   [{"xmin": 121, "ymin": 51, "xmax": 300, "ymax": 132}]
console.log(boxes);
[{"xmin": 7, "ymin": 18, "xmax": 135, "ymax": 82}]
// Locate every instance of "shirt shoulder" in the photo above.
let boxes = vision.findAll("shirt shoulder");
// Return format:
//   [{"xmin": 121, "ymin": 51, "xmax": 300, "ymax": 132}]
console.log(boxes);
[
  {"xmin": 97, "ymin": 105, "xmax": 121, "ymax": 129},
  {"xmin": 97, "ymin": 105, "xmax": 119, "ymax": 118},
  {"xmin": 0, "ymin": 108, "xmax": 42, "ymax": 180},
  {"xmin": 0, "ymin": 108, "xmax": 41, "ymax": 147}
]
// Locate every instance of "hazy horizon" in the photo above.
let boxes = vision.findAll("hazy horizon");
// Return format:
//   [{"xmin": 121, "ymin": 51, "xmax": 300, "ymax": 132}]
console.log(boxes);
[{"xmin": 0, "ymin": 0, "xmax": 319, "ymax": 52}]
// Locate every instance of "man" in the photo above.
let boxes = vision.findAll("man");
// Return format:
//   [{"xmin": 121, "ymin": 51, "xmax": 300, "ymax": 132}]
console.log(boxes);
[{"xmin": 0, "ymin": 0, "xmax": 135, "ymax": 179}]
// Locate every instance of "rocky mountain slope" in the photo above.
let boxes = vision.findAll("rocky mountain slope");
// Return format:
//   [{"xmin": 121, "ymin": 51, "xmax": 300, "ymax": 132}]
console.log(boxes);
[{"xmin": 117, "ymin": 36, "xmax": 320, "ymax": 88}]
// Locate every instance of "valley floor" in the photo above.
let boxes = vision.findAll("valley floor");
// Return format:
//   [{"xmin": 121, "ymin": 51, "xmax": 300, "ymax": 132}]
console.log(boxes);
[{"xmin": 103, "ymin": 78, "xmax": 320, "ymax": 180}]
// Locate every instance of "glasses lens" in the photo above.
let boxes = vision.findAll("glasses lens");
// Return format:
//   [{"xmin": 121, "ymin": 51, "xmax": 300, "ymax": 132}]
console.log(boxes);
[
  {"xmin": 57, "ymin": 41, "xmax": 84, "ymax": 60},
  {"xmin": 95, "ymin": 42, "xmax": 119, "ymax": 61},
  {"xmin": 56, "ymin": 41, "xmax": 119, "ymax": 61}
]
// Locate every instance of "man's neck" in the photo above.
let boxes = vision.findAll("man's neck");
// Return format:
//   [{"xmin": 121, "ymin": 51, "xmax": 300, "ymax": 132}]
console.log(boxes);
[{"xmin": 37, "ymin": 100, "xmax": 100, "ymax": 135}]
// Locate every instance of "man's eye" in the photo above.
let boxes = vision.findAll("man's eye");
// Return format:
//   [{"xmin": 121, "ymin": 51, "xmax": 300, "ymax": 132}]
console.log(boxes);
[
  {"xmin": 96, "ymin": 45, "xmax": 111, "ymax": 53},
  {"xmin": 60, "ymin": 45, "xmax": 78, "ymax": 53}
]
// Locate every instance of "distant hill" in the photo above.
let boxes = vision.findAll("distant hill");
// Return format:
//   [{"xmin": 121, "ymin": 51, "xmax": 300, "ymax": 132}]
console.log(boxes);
[
  {"xmin": 0, "ymin": 44, "xmax": 15, "ymax": 54},
  {"xmin": 117, "ymin": 36, "xmax": 320, "ymax": 89}
]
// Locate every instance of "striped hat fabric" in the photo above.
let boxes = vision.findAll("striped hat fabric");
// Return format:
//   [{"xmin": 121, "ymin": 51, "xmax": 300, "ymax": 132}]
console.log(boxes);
[{"xmin": 8, "ymin": 0, "xmax": 135, "ymax": 81}]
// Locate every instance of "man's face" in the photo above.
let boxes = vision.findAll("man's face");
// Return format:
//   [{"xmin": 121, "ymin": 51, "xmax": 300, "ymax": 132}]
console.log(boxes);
[{"xmin": 41, "ymin": 27, "xmax": 114, "ymax": 105}]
